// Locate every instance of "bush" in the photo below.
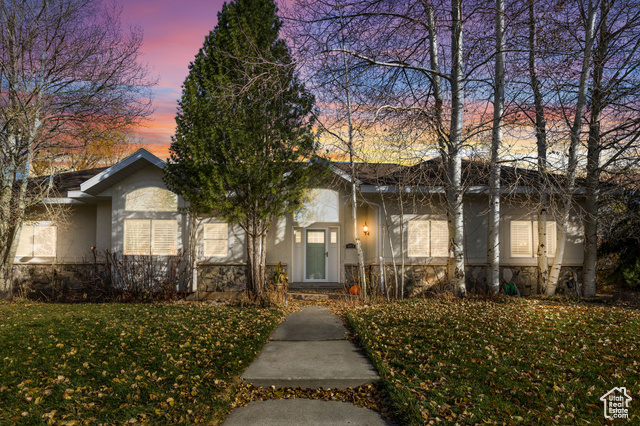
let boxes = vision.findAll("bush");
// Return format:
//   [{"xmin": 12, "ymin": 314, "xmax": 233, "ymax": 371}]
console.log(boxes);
[{"xmin": 599, "ymin": 190, "xmax": 640, "ymax": 290}]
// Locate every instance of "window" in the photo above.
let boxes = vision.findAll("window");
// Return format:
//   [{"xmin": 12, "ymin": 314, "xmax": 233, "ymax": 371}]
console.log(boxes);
[
  {"xmin": 510, "ymin": 220, "xmax": 557, "ymax": 258},
  {"xmin": 124, "ymin": 219, "xmax": 178, "ymax": 255},
  {"xmin": 294, "ymin": 230, "xmax": 302, "ymax": 244},
  {"xmin": 430, "ymin": 221, "xmax": 449, "ymax": 257},
  {"xmin": 408, "ymin": 220, "xmax": 448, "ymax": 257},
  {"xmin": 203, "ymin": 223, "xmax": 228, "ymax": 257},
  {"xmin": 16, "ymin": 223, "xmax": 57, "ymax": 257},
  {"xmin": 307, "ymin": 230, "xmax": 325, "ymax": 244},
  {"xmin": 125, "ymin": 187, "xmax": 177, "ymax": 211},
  {"xmin": 330, "ymin": 230, "xmax": 338, "ymax": 244}
]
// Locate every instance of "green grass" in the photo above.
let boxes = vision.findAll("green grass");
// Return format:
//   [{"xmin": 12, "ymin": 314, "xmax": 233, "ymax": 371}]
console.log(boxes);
[
  {"xmin": 0, "ymin": 302, "xmax": 283, "ymax": 424},
  {"xmin": 346, "ymin": 298, "xmax": 640, "ymax": 425}
]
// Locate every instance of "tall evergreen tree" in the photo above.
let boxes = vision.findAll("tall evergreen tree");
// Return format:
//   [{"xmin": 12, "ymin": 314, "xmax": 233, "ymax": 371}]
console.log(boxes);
[{"xmin": 164, "ymin": 0, "xmax": 316, "ymax": 303}]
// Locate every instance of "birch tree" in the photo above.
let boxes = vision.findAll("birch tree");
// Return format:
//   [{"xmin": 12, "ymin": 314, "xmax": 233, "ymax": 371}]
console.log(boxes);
[
  {"xmin": 546, "ymin": 0, "xmax": 597, "ymax": 295},
  {"xmin": 582, "ymin": 0, "xmax": 640, "ymax": 296},
  {"xmin": 0, "ymin": 0, "xmax": 153, "ymax": 294},
  {"xmin": 288, "ymin": 0, "xmax": 372, "ymax": 295},
  {"xmin": 487, "ymin": 0, "xmax": 505, "ymax": 294}
]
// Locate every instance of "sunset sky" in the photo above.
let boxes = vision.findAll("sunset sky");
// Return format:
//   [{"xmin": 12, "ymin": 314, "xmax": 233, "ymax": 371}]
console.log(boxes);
[{"xmin": 121, "ymin": 0, "xmax": 228, "ymax": 159}]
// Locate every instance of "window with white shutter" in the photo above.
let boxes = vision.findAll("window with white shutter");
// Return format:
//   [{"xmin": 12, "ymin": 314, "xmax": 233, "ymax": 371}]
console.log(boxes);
[
  {"xmin": 15, "ymin": 223, "xmax": 57, "ymax": 257},
  {"xmin": 124, "ymin": 220, "xmax": 151, "ymax": 255},
  {"xmin": 511, "ymin": 221, "xmax": 533, "ymax": 257},
  {"xmin": 430, "ymin": 221, "xmax": 449, "ymax": 257},
  {"xmin": 124, "ymin": 219, "xmax": 178, "ymax": 256},
  {"xmin": 511, "ymin": 220, "xmax": 557, "ymax": 258},
  {"xmin": 408, "ymin": 220, "xmax": 430, "ymax": 257},
  {"xmin": 16, "ymin": 225, "xmax": 35, "ymax": 257},
  {"xmin": 203, "ymin": 223, "xmax": 228, "ymax": 257},
  {"xmin": 152, "ymin": 220, "xmax": 178, "ymax": 255}
]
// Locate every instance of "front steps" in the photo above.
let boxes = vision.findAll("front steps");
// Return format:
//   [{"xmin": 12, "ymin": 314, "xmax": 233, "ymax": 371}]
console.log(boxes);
[
  {"xmin": 286, "ymin": 292, "xmax": 353, "ymax": 301},
  {"xmin": 288, "ymin": 282, "xmax": 345, "ymax": 292}
]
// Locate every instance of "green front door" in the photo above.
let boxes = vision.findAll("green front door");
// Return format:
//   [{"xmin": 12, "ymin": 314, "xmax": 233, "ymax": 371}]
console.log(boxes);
[{"xmin": 305, "ymin": 230, "xmax": 326, "ymax": 280}]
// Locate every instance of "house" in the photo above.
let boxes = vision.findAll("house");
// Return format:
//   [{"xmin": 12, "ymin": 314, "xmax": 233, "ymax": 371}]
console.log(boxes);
[{"xmin": 11, "ymin": 149, "xmax": 585, "ymax": 297}]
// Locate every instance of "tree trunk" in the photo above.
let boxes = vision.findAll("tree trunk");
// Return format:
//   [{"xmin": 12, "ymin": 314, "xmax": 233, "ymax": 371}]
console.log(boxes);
[
  {"xmin": 399, "ymin": 194, "xmax": 405, "ymax": 299},
  {"xmin": 548, "ymin": 0, "xmax": 597, "ymax": 295},
  {"xmin": 245, "ymin": 217, "xmax": 266, "ymax": 303},
  {"xmin": 379, "ymin": 188, "xmax": 398, "ymax": 301},
  {"xmin": 487, "ymin": 0, "xmax": 505, "ymax": 294},
  {"xmin": 338, "ymin": 4, "xmax": 367, "ymax": 297},
  {"xmin": 528, "ymin": 0, "xmax": 550, "ymax": 294},
  {"xmin": 583, "ymin": 1, "xmax": 609, "ymax": 297},
  {"xmin": 447, "ymin": 0, "xmax": 466, "ymax": 297}
]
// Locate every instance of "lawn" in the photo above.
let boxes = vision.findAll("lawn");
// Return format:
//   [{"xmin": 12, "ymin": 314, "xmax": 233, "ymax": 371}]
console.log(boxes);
[
  {"xmin": 0, "ymin": 302, "xmax": 283, "ymax": 425},
  {"xmin": 346, "ymin": 298, "xmax": 640, "ymax": 425}
]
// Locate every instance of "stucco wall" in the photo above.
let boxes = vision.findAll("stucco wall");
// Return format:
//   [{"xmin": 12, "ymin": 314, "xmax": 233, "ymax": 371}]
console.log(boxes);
[
  {"xmin": 15, "ymin": 204, "xmax": 97, "ymax": 265},
  {"xmin": 111, "ymin": 165, "xmax": 187, "ymax": 255},
  {"xmin": 362, "ymin": 193, "xmax": 584, "ymax": 267}
]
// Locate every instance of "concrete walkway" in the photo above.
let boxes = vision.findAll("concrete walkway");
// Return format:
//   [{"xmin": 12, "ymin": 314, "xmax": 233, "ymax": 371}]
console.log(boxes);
[{"xmin": 224, "ymin": 306, "xmax": 389, "ymax": 425}]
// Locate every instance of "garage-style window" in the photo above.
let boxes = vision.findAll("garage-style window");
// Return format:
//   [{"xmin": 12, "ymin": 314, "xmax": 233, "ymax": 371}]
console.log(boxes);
[
  {"xmin": 15, "ymin": 223, "xmax": 57, "ymax": 257},
  {"xmin": 203, "ymin": 223, "xmax": 228, "ymax": 257},
  {"xmin": 408, "ymin": 220, "xmax": 449, "ymax": 257},
  {"xmin": 511, "ymin": 220, "xmax": 557, "ymax": 258}
]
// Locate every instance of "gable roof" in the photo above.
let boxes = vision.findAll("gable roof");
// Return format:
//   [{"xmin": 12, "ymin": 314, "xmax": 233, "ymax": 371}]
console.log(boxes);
[{"xmin": 79, "ymin": 149, "xmax": 165, "ymax": 196}]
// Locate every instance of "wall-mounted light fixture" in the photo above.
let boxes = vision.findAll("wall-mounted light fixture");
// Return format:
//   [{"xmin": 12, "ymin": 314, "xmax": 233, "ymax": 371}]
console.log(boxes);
[{"xmin": 363, "ymin": 222, "xmax": 370, "ymax": 236}]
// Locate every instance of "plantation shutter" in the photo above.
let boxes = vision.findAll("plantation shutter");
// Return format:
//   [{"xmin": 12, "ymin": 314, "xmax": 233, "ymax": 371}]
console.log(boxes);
[
  {"xmin": 430, "ymin": 221, "xmax": 449, "ymax": 257},
  {"xmin": 532, "ymin": 221, "xmax": 557, "ymax": 257},
  {"xmin": 510, "ymin": 221, "xmax": 532, "ymax": 257},
  {"xmin": 124, "ymin": 220, "xmax": 151, "ymax": 255},
  {"xmin": 203, "ymin": 223, "xmax": 228, "ymax": 257},
  {"xmin": 16, "ymin": 225, "xmax": 34, "ymax": 257},
  {"xmin": 152, "ymin": 220, "xmax": 178, "ymax": 255},
  {"xmin": 546, "ymin": 221, "xmax": 557, "ymax": 257},
  {"xmin": 33, "ymin": 225, "xmax": 57, "ymax": 257},
  {"xmin": 408, "ymin": 220, "xmax": 429, "ymax": 257}
]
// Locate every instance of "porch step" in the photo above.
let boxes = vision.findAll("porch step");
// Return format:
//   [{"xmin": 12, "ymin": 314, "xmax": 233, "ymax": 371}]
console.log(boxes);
[
  {"xmin": 286, "ymin": 292, "xmax": 353, "ymax": 301},
  {"xmin": 288, "ymin": 282, "xmax": 345, "ymax": 292}
]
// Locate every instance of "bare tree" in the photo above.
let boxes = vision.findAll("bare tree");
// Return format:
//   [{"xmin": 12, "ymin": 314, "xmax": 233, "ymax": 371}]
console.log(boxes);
[
  {"xmin": 0, "ymin": 0, "xmax": 153, "ymax": 294},
  {"xmin": 581, "ymin": 0, "xmax": 640, "ymax": 296},
  {"xmin": 487, "ymin": 0, "xmax": 505, "ymax": 294},
  {"xmin": 546, "ymin": 0, "xmax": 597, "ymax": 294}
]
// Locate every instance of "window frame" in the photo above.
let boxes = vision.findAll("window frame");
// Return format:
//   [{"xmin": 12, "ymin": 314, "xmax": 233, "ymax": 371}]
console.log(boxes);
[
  {"xmin": 510, "ymin": 220, "xmax": 557, "ymax": 258},
  {"xmin": 203, "ymin": 222, "xmax": 229, "ymax": 258},
  {"xmin": 123, "ymin": 219, "xmax": 178, "ymax": 256},
  {"xmin": 120, "ymin": 183, "xmax": 182, "ymax": 257},
  {"xmin": 407, "ymin": 219, "xmax": 449, "ymax": 258},
  {"xmin": 15, "ymin": 221, "xmax": 57, "ymax": 258}
]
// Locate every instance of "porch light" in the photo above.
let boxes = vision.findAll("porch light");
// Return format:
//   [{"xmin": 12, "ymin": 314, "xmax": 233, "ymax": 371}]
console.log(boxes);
[{"xmin": 363, "ymin": 222, "xmax": 370, "ymax": 236}]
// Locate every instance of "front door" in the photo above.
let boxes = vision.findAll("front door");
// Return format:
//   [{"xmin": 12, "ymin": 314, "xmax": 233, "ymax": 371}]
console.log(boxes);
[{"xmin": 305, "ymin": 229, "xmax": 327, "ymax": 281}]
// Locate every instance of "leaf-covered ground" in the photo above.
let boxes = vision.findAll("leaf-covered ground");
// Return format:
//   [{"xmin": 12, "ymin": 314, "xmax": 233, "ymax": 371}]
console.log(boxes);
[
  {"xmin": 346, "ymin": 298, "xmax": 640, "ymax": 425},
  {"xmin": 0, "ymin": 302, "xmax": 283, "ymax": 425}
]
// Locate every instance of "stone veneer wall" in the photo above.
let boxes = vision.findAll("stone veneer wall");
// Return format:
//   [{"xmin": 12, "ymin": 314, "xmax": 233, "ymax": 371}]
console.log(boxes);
[
  {"xmin": 345, "ymin": 263, "xmax": 583, "ymax": 297},
  {"xmin": 11, "ymin": 263, "xmax": 107, "ymax": 300},
  {"xmin": 9, "ymin": 261, "xmax": 579, "ymax": 298},
  {"xmin": 197, "ymin": 263, "xmax": 287, "ymax": 293}
]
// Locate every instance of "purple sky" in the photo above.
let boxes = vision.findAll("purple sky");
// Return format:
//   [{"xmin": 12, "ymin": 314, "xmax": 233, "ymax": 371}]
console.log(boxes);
[{"xmin": 121, "ymin": 0, "xmax": 227, "ymax": 158}]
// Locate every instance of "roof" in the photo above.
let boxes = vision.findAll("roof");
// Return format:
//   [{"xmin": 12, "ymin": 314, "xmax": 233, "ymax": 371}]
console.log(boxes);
[
  {"xmin": 333, "ymin": 157, "xmax": 576, "ymax": 190},
  {"xmin": 37, "ymin": 150, "xmax": 582, "ymax": 201},
  {"xmin": 31, "ymin": 149, "xmax": 165, "ymax": 199},
  {"xmin": 49, "ymin": 167, "xmax": 108, "ymax": 194}
]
